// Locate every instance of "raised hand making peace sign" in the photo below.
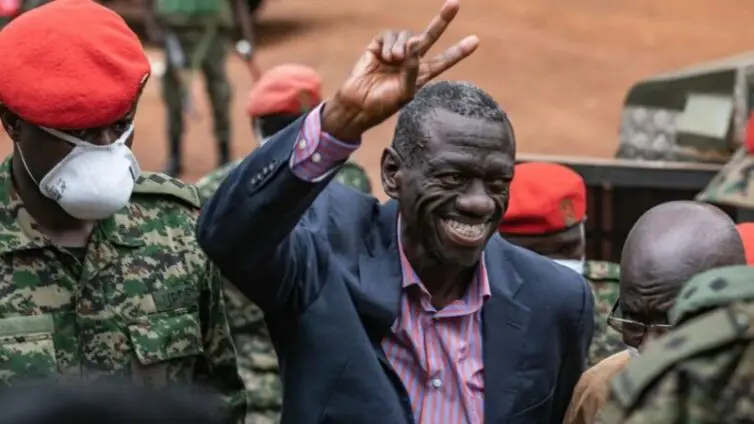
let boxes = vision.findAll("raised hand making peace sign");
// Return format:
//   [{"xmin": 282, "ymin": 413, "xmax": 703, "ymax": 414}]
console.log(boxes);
[{"xmin": 322, "ymin": 0, "xmax": 479, "ymax": 140}]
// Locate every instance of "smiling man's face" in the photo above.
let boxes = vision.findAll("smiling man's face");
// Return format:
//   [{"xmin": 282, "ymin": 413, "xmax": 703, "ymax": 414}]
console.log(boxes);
[{"xmin": 385, "ymin": 108, "xmax": 515, "ymax": 268}]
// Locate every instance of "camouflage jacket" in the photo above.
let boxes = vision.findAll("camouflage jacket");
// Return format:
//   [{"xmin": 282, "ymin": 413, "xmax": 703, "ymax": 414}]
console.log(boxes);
[
  {"xmin": 583, "ymin": 260, "xmax": 624, "ymax": 367},
  {"xmin": 598, "ymin": 266, "xmax": 754, "ymax": 423},
  {"xmin": 196, "ymin": 158, "xmax": 372, "ymax": 203},
  {"xmin": 697, "ymin": 147, "xmax": 754, "ymax": 208},
  {"xmin": 0, "ymin": 158, "xmax": 246, "ymax": 422}
]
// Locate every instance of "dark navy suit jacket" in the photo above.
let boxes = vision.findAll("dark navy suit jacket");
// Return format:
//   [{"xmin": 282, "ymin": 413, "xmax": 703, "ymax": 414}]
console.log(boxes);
[{"xmin": 197, "ymin": 117, "xmax": 594, "ymax": 424}]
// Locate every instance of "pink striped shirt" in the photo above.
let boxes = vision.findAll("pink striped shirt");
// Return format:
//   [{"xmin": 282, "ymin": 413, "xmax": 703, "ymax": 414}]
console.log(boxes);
[
  {"xmin": 382, "ymin": 231, "xmax": 490, "ymax": 424},
  {"xmin": 290, "ymin": 105, "xmax": 490, "ymax": 423},
  {"xmin": 289, "ymin": 104, "xmax": 360, "ymax": 180}
]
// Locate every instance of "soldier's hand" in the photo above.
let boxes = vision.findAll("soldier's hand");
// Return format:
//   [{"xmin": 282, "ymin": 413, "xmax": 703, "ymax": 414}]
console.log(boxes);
[{"xmin": 322, "ymin": 0, "xmax": 478, "ymax": 140}]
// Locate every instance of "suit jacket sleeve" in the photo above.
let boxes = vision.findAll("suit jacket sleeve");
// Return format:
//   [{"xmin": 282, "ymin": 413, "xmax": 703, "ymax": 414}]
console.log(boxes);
[
  {"xmin": 554, "ymin": 273, "xmax": 595, "ymax": 421},
  {"xmin": 196, "ymin": 106, "xmax": 359, "ymax": 314}
]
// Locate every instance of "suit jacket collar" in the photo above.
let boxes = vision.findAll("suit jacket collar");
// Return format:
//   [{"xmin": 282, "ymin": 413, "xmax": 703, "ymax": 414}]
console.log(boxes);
[
  {"xmin": 354, "ymin": 200, "xmax": 529, "ymax": 331},
  {"xmin": 355, "ymin": 200, "xmax": 533, "ymax": 420}
]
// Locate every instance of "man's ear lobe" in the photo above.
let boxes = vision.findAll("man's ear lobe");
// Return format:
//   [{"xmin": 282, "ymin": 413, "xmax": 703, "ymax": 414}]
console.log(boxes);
[
  {"xmin": 380, "ymin": 147, "xmax": 401, "ymax": 200},
  {"xmin": 0, "ymin": 105, "xmax": 21, "ymax": 141}
]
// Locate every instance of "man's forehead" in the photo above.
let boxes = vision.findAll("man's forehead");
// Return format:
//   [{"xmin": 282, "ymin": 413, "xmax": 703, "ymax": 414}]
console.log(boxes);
[{"xmin": 424, "ymin": 109, "xmax": 510, "ymax": 145}]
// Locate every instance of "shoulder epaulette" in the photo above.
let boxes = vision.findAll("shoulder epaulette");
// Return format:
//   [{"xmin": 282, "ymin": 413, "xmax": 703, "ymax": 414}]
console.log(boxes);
[
  {"xmin": 610, "ymin": 305, "xmax": 753, "ymax": 408},
  {"xmin": 132, "ymin": 172, "xmax": 201, "ymax": 209},
  {"xmin": 583, "ymin": 260, "xmax": 620, "ymax": 282}
]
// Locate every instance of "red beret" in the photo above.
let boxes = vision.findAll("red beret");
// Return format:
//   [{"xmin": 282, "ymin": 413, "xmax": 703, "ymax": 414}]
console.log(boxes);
[
  {"xmin": 0, "ymin": 0, "xmax": 150, "ymax": 129},
  {"xmin": 737, "ymin": 223, "xmax": 754, "ymax": 265},
  {"xmin": 500, "ymin": 162, "xmax": 587, "ymax": 235},
  {"xmin": 246, "ymin": 64, "xmax": 322, "ymax": 117}
]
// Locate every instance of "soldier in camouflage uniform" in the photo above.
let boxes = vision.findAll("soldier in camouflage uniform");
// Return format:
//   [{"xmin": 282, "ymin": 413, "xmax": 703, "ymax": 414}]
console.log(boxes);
[
  {"xmin": 143, "ymin": 0, "xmax": 258, "ymax": 177},
  {"xmin": 565, "ymin": 200, "xmax": 745, "ymax": 424},
  {"xmin": 500, "ymin": 162, "xmax": 623, "ymax": 367},
  {"xmin": 196, "ymin": 64, "xmax": 371, "ymax": 424},
  {"xmin": 0, "ymin": 1, "xmax": 246, "ymax": 421},
  {"xmin": 598, "ymin": 266, "xmax": 754, "ymax": 424},
  {"xmin": 196, "ymin": 64, "xmax": 372, "ymax": 202}
]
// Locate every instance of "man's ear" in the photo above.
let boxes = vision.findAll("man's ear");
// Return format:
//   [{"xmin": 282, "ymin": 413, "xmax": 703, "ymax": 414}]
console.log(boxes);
[
  {"xmin": 0, "ymin": 105, "xmax": 22, "ymax": 142},
  {"xmin": 381, "ymin": 147, "xmax": 401, "ymax": 200}
]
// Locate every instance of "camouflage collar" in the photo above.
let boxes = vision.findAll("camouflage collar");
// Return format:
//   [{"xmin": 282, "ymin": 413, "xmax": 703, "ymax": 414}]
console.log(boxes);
[{"xmin": 0, "ymin": 156, "xmax": 144, "ymax": 255}]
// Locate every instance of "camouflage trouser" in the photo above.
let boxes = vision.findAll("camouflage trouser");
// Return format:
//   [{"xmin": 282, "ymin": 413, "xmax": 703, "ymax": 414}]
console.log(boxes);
[{"xmin": 162, "ymin": 28, "xmax": 232, "ymax": 143}]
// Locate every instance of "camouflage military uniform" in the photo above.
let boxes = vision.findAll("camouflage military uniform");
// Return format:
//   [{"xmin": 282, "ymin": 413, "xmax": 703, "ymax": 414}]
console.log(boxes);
[
  {"xmin": 197, "ymin": 158, "xmax": 372, "ymax": 202},
  {"xmin": 697, "ymin": 147, "xmax": 754, "ymax": 208},
  {"xmin": 0, "ymin": 157, "xmax": 246, "ymax": 422},
  {"xmin": 583, "ymin": 260, "xmax": 624, "ymax": 367},
  {"xmin": 155, "ymin": 0, "xmax": 234, "ymax": 171},
  {"xmin": 598, "ymin": 266, "xmax": 754, "ymax": 424}
]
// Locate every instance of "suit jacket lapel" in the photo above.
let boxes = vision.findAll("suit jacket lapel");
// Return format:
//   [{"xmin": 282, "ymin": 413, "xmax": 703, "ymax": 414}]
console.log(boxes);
[
  {"xmin": 354, "ymin": 200, "xmax": 402, "ymax": 334},
  {"xmin": 483, "ymin": 237, "xmax": 531, "ymax": 422}
]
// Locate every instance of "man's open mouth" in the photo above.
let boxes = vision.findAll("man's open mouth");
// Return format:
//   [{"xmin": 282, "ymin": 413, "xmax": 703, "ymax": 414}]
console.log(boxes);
[{"xmin": 441, "ymin": 218, "xmax": 489, "ymax": 246}]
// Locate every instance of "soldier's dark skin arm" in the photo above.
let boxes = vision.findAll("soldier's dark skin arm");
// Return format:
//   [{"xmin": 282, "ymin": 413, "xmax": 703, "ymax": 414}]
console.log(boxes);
[
  {"xmin": 232, "ymin": 0, "xmax": 260, "ymax": 79},
  {"xmin": 232, "ymin": 0, "xmax": 255, "ymax": 47}
]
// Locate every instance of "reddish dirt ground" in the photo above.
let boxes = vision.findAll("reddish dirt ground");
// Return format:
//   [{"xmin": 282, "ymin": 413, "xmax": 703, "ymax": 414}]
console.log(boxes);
[{"xmin": 3, "ymin": 0, "xmax": 754, "ymax": 200}]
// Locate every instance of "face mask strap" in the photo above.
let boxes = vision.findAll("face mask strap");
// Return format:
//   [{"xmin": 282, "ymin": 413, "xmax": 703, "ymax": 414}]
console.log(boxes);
[
  {"xmin": 14, "ymin": 142, "xmax": 39, "ymax": 186},
  {"xmin": 39, "ymin": 123, "xmax": 135, "ymax": 147}
]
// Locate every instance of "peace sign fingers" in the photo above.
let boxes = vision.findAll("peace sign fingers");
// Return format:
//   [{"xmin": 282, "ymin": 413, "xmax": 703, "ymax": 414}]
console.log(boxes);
[
  {"xmin": 413, "ymin": 0, "xmax": 461, "ymax": 57},
  {"xmin": 416, "ymin": 34, "xmax": 479, "ymax": 87}
]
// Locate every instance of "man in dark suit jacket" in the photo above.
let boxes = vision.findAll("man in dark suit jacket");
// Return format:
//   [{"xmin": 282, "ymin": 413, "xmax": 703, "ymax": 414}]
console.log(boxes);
[{"xmin": 197, "ymin": 1, "xmax": 593, "ymax": 422}]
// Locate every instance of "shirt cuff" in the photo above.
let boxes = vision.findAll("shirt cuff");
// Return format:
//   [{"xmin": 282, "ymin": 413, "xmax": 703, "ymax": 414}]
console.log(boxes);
[{"xmin": 289, "ymin": 103, "xmax": 361, "ymax": 182}]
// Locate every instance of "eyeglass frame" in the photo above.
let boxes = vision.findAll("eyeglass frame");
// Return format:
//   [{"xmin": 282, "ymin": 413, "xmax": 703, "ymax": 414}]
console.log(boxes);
[{"xmin": 606, "ymin": 298, "xmax": 673, "ymax": 347}]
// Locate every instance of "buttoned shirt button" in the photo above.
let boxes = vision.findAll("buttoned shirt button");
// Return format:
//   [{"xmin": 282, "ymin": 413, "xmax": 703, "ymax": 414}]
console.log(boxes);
[
  {"xmin": 298, "ymin": 140, "xmax": 307, "ymax": 150},
  {"xmin": 430, "ymin": 377, "xmax": 442, "ymax": 389},
  {"xmin": 312, "ymin": 152, "xmax": 322, "ymax": 163}
]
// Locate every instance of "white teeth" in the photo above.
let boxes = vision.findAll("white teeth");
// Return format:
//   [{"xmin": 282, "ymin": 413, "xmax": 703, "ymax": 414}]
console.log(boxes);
[{"xmin": 444, "ymin": 219, "xmax": 487, "ymax": 240}]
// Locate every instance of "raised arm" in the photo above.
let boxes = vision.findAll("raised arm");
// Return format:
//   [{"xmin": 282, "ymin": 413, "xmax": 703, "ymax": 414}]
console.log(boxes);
[{"xmin": 196, "ymin": 0, "xmax": 479, "ymax": 314}]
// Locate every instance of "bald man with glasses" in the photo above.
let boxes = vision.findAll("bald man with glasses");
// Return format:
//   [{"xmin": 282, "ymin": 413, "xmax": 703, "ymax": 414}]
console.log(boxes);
[{"xmin": 563, "ymin": 201, "xmax": 746, "ymax": 424}]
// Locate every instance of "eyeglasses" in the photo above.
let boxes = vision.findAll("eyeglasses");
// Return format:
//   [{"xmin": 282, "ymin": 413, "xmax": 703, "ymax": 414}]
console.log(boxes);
[{"xmin": 606, "ymin": 299, "xmax": 673, "ymax": 347}]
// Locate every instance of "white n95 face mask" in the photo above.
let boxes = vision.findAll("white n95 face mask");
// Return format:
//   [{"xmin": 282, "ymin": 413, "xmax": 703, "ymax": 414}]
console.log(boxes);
[{"xmin": 18, "ymin": 124, "xmax": 140, "ymax": 221}]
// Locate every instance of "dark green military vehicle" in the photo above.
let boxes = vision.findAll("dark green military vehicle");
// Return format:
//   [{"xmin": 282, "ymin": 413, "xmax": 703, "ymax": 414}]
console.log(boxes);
[
  {"xmin": 615, "ymin": 52, "xmax": 754, "ymax": 164},
  {"xmin": 516, "ymin": 52, "xmax": 754, "ymax": 261}
]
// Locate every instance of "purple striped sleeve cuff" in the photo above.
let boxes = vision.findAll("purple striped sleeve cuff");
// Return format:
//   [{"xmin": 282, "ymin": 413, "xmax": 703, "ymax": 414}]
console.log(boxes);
[{"xmin": 289, "ymin": 103, "xmax": 361, "ymax": 182}]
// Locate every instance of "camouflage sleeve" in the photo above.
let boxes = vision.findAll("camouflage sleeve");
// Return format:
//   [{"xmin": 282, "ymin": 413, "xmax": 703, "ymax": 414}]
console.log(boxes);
[
  {"xmin": 599, "ymin": 372, "xmax": 683, "ymax": 424},
  {"xmin": 196, "ymin": 262, "xmax": 248, "ymax": 423}
]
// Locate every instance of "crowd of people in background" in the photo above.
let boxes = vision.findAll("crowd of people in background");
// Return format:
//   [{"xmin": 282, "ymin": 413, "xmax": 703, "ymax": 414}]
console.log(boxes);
[{"xmin": 0, "ymin": 0, "xmax": 752, "ymax": 423}]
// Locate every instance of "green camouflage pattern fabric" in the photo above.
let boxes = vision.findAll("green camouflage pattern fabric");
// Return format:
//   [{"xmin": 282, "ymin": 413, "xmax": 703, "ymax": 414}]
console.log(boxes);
[
  {"xmin": 0, "ymin": 157, "xmax": 246, "ymax": 422},
  {"xmin": 696, "ymin": 147, "xmax": 754, "ymax": 208},
  {"xmin": 670, "ymin": 265, "xmax": 754, "ymax": 325},
  {"xmin": 583, "ymin": 260, "xmax": 624, "ymax": 367},
  {"xmin": 196, "ymin": 158, "xmax": 372, "ymax": 203},
  {"xmin": 597, "ymin": 266, "xmax": 754, "ymax": 424},
  {"xmin": 332, "ymin": 161, "xmax": 372, "ymax": 194},
  {"xmin": 223, "ymin": 284, "xmax": 281, "ymax": 424}
]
